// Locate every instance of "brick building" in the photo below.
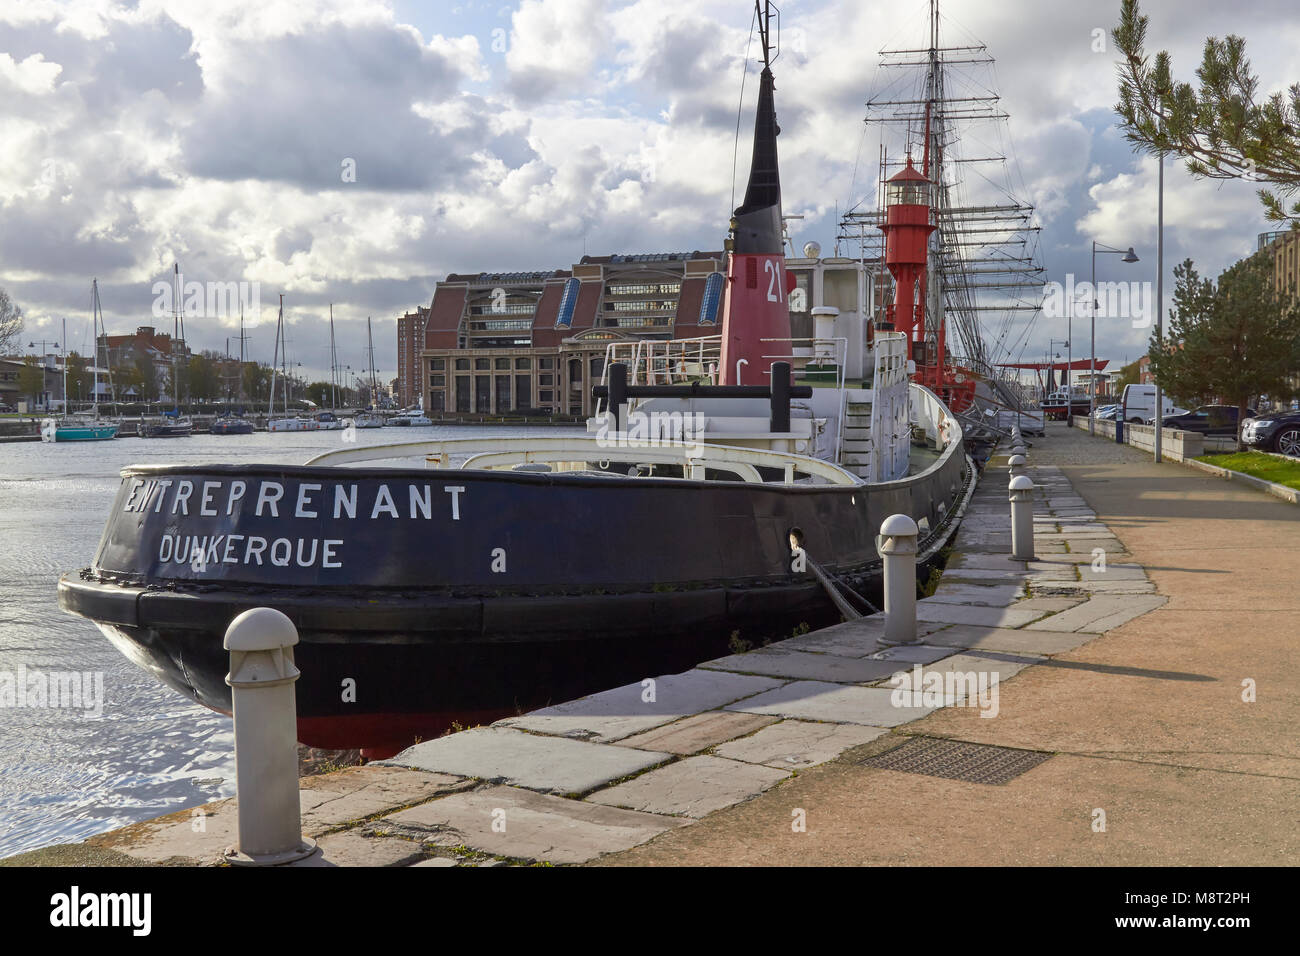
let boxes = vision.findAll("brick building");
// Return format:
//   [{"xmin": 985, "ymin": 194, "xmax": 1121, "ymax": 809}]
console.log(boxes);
[
  {"xmin": 395, "ymin": 249, "xmax": 882, "ymax": 418},
  {"xmin": 395, "ymin": 306, "xmax": 429, "ymax": 407},
  {"xmin": 407, "ymin": 252, "xmax": 726, "ymax": 417}
]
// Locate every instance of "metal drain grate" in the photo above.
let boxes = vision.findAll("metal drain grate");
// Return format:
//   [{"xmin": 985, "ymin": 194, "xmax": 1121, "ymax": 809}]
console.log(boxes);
[{"xmin": 860, "ymin": 736, "xmax": 1051, "ymax": 785}]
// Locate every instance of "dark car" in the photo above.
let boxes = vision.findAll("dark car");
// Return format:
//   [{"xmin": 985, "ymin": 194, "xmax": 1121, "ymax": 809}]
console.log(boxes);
[
  {"xmin": 1242, "ymin": 411, "xmax": 1300, "ymax": 457},
  {"xmin": 1150, "ymin": 405, "xmax": 1257, "ymax": 436}
]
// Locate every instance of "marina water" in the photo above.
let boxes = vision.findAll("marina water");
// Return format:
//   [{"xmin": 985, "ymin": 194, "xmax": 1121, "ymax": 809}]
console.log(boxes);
[{"xmin": 0, "ymin": 424, "xmax": 577, "ymax": 858}]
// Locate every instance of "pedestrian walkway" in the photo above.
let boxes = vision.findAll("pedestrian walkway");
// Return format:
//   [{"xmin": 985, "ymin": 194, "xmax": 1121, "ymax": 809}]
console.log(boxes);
[
  {"xmin": 38, "ymin": 422, "xmax": 1284, "ymax": 867},
  {"xmin": 592, "ymin": 423, "xmax": 1300, "ymax": 865}
]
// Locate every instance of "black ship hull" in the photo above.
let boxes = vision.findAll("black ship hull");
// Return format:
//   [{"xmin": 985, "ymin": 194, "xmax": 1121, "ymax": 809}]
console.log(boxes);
[{"xmin": 60, "ymin": 451, "xmax": 971, "ymax": 755}]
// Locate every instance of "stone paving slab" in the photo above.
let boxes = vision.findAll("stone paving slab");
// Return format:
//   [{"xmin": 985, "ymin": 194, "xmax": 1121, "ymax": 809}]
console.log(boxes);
[
  {"xmin": 869, "ymin": 642, "xmax": 963, "ymax": 664},
  {"xmin": 712, "ymin": 720, "xmax": 889, "ymax": 769},
  {"xmin": 1032, "ymin": 580, "xmax": 1157, "ymax": 595},
  {"xmin": 726, "ymin": 680, "xmax": 936, "ymax": 726},
  {"xmin": 299, "ymin": 767, "xmax": 474, "ymax": 836},
  {"xmin": 941, "ymin": 567, "xmax": 1030, "ymax": 582},
  {"xmin": 1078, "ymin": 564, "xmax": 1147, "ymax": 581},
  {"xmin": 1023, "ymin": 594, "xmax": 1168, "ymax": 633},
  {"xmin": 611, "ymin": 711, "xmax": 778, "ymax": 755},
  {"xmin": 1026, "ymin": 547, "xmax": 1124, "ymax": 562},
  {"xmin": 82, "ymin": 767, "xmax": 471, "ymax": 865},
  {"xmin": 885, "ymin": 651, "xmax": 1042, "ymax": 705},
  {"xmin": 381, "ymin": 784, "xmax": 688, "ymax": 863},
  {"xmin": 927, "ymin": 582, "xmax": 1024, "ymax": 607},
  {"xmin": 380, "ymin": 727, "xmax": 672, "ymax": 796},
  {"xmin": 1026, "ymin": 567, "xmax": 1083, "ymax": 582},
  {"xmin": 1012, "ymin": 596, "xmax": 1085, "ymax": 613},
  {"xmin": 779, "ymin": 616, "xmax": 947, "ymax": 656},
  {"xmin": 586, "ymin": 755, "xmax": 790, "ymax": 818},
  {"xmin": 948, "ymin": 553, "xmax": 1029, "ymax": 572},
  {"xmin": 290, "ymin": 830, "xmax": 427, "ymax": 867},
  {"xmin": 1029, "ymin": 557, "xmax": 1144, "ymax": 576},
  {"xmin": 914, "ymin": 600, "xmax": 1049, "ymax": 628},
  {"xmin": 699, "ymin": 646, "xmax": 909, "ymax": 683},
  {"xmin": 498, "ymin": 669, "xmax": 784, "ymax": 742},
  {"xmin": 919, "ymin": 623, "xmax": 1097, "ymax": 656},
  {"xmin": 1038, "ymin": 530, "xmax": 1120, "ymax": 541}
]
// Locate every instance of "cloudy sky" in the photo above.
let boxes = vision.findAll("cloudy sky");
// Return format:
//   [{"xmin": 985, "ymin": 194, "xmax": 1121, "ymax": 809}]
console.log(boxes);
[{"xmin": 2, "ymin": 0, "xmax": 1298, "ymax": 385}]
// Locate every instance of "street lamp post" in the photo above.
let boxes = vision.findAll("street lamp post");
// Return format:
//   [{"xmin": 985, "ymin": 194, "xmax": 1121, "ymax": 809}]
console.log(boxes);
[
  {"xmin": 1154, "ymin": 152, "xmax": 1165, "ymax": 461},
  {"xmin": 1090, "ymin": 241, "xmax": 1140, "ymax": 435}
]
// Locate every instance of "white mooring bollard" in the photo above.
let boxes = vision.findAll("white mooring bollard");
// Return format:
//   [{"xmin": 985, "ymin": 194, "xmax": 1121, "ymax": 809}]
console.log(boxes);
[
  {"xmin": 1009, "ymin": 475, "xmax": 1036, "ymax": 560},
  {"xmin": 1011, "ymin": 442, "xmax": 1028, "ymax": 459},
  {"xmin": 879, "ymin": 513, "xmax": 919, "ymax": 646},
  {"xmin": 221, "ymin": 607, "xmax": 317, "ymax": 867},
  {"xmin": 1008, "ymin": 453, "xmax": 1027, "ymax": 480}
]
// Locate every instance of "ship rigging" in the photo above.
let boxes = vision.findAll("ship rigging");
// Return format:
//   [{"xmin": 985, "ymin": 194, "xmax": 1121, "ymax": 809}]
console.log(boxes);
[{"xmin": 838, "ymin": 0, "xmax": 1047, "ymax": 435}]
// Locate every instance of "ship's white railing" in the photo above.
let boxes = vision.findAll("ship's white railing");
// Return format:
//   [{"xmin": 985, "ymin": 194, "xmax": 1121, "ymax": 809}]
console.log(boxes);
[
  {"xmin": 760, "ymin": 336, "xmax": 849, "ymax": 463},
  {"xmin": 595, "ymin": 335, "xmax": 851, "ymax": 459},
  {"xmin": 595, "ymin": 335, "xmax": 723, "ymax": 420},
  {"xmin": 601, "ymin": 336, "xmax": 723, "ymax": 386},
  {"xmin": 304, "ymin": 434, "xmax": 860, "ymax": 486}
]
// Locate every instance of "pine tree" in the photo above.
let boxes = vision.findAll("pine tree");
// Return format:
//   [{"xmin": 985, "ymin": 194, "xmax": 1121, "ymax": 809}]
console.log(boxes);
[
  {"xmin": 1113, "ymin": 0, "xmax": 1300, "ymax": 224},
  {"xmin": 1150, "ymin": 256, "xmax": 1300, "ymax": 446}
]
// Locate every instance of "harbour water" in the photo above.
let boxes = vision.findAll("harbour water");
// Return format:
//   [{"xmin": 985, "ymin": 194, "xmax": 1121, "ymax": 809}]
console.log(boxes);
[{"xmin": 0, "ymin": 423, "xmax": 578, "ymax": 859}]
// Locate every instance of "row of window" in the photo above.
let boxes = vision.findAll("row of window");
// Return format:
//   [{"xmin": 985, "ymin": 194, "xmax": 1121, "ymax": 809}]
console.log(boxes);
[
  {"xmin": 468, "ymin": 304, "xmax": 536, "ymax": 315},
  {"xmin": 606, "ymin": 282, "xmax": 682, "ymax": 296},
  {"xmin": 469, "ymin": 319, "xmax": 533, "ymax": 331},
  {"xmin": 608, "ymin": 299, "xmax": 676, "ymax": 312},
  {"xmin": 436, "ymin": 374, "xmax": 574, "ymax": 413},
  {"xmin": 431, "ymin": 356, "xmax": 555, "ymax": 372}
]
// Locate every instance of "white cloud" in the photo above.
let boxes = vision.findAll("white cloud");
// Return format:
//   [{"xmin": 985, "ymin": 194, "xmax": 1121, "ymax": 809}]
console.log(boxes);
[{"xmin": 2, "ymin": 0, "xmax": 1297, "ymax": 379}]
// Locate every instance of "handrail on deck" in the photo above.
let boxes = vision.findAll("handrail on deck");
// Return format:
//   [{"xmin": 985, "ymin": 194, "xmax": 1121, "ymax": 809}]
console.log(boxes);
[{"xmin": 304, "ymin": 434, "xmax": 860, "ymax": 485}]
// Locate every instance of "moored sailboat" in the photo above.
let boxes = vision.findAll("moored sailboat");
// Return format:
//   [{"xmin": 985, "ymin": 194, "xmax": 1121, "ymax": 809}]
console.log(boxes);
[
  {"xmin": 267, "ymin": 295, "xmax": 317, "ymax": 432},
  {"xmin": 45, "ymin": 284, "xmax": 121, "ymax": 443},
  {"xmin": 141, "ymin": 264, "xmax": 194, "ymax": 438}
]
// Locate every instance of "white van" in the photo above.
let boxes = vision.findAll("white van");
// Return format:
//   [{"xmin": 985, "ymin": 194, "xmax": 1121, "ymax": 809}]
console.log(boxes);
[{"xmin": 1120, "ymin": 384, "xmax": 1187, "ymax": 423}]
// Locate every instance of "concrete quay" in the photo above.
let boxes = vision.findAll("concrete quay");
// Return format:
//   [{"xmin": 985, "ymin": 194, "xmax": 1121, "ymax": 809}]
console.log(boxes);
[{"xmin": 11, "ymin": 421, "xmax": 1294, "ymax": 867}]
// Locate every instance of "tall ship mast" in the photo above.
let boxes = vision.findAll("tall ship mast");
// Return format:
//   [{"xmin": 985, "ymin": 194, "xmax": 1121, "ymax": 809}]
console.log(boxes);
[{"xmin": 839, "ymin": 0, "xmax": 1045, "ymax": 433}]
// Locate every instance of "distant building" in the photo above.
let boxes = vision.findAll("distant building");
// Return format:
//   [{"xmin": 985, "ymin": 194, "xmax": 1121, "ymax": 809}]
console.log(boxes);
[
  {"xmin": 1255, "ymin": 231, "xmax": 1300, "ymax": 407},
  {"xmin": 1138, "ymin": 354, "xmax": 1153, "ymax": 385},
  {"xmin": 397, "ymin": 250, "xmax": 882, "ymax": 418},
  {"xmin": 0, "ymin": 354, "xmax": 111, "ymax": 410},
  {"xmin": 1260, "ymin": 230, "xmax": 1300, "ymax": 300},
  {"xmin": 97, "ymin": 326, "xmax": 192, "ymax": 401},
  {"xmin": 395, "ymin": 306, "xmax": 429, "ymax": 408}
]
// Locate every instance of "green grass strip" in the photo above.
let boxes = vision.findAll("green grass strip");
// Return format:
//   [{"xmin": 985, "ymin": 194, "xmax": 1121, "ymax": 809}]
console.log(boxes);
[{"xmin": 1195, "ymin": 451, "xmax": 1300, "ymax": 491}]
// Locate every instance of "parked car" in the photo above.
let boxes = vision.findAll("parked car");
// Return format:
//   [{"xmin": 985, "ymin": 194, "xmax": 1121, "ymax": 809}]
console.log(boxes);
[
  {"xmin": 1092, "ymin": 404, "xmax": 1119, "ymax": 421},
  {"xmin": 1148, "ymin": 405, "xmax": 1257, "ymax": 436},
  {"xmin": 1241, "ymin": 410, "xmax": 1300, "ymax": 457}
]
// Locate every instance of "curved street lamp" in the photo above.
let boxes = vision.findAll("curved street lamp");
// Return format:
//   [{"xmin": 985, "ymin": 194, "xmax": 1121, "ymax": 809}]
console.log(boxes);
[{"xmin": 1090, "ymin": 242, "xmax": 1140, "ymax": 434}]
